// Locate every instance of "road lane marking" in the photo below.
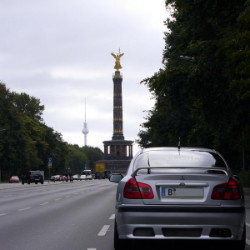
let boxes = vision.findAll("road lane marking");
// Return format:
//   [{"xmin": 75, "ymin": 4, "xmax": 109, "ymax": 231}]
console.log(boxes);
[
  {"xmin": 0, "ymin": 213, "xmax": 7, "ymax": 216},
  {"xmin": 246, "ymin": 238, "xmax": 250, "ymax": 246},
  {"xmin": 18, "ymin": 207, "xmax": 31, "ymax": 211},
  {"xmin": 246, "ymin": 222, "xmax": 250, "ymax": 227},
  {"xmin": 98, "ymin": 225, "xmax": 110, "ymax": 236},
  {"xmin": 55, "ymin": 198, "xmax": 62, "ymax": 201},
  {"xmin": 109, "ymin": 214, "xmax": 115, "ymax": 220},
  {"xmin": 87, "ymin": 249, "xmax": 96, "ymax": 250},
  {"xmin": 40, "ymin": 202, "xmax": 49, "ymax": 206}
]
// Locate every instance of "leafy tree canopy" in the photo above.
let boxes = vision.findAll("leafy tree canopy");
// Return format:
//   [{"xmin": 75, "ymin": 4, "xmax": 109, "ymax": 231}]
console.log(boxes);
[{"xmin": 138, "ymin": 0, "xmax": 250, "ymax": 171}]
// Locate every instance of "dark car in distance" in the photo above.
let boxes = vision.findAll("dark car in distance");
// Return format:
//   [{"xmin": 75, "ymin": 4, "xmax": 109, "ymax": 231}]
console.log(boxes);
[{"xmin": 22, "ymin": 171, "xmax": 44, "ymax": 184}]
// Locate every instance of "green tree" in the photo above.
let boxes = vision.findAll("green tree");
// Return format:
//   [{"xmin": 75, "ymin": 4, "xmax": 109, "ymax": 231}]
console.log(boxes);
[
  {"xmin": 43, "ymin": 126, "xmax": 67, "ymax": 177},
  {"xmin": 13, "ymin": 92, "xmax": 44, "ymax": 121},
  {"xmin": 81, "ymin": 146, "xmax": 103, "ymax": 172},
  {"xmin": 65, "ymin": 144, "xmax": 88, "ymax": 174},
  {"xmin": 0, "ymin": 82, "xmax": 68, "ymax": 180},
  {"xmin": 138, "ymin": 0, "xmax": 249, "ymax": 171}
]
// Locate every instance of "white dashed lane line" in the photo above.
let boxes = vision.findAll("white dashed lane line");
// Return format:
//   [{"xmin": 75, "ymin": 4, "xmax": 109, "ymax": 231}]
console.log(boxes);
[
  {"xmin": 18, "ymin": 207, "xmax": 31, "ymax": 211},
  {"xmin": 55, "ymin": 198, "xmax": 62, "ymax": 201},
  {"xmin": 98, "ymin": 225, "xmax": 110, "ymax": 236},
  {"xmin": 247, "ymin": 239, "xmax": 250, "ymax": 246},
  {"xmin": 0, "ymin": 213, "xmax": 7, "ymax": 216},
  {"xmin": 245, "ymin": 223, "xmax": 250, "ymax": 246},
  {"xmin": 109, "ymin": 214, "xmax": 115, "ymax": 220},
  {"xmin": 40, "ymin": 202, "xmax": 49, "ymax": 206},
  {"xmin": 87, "ymin": 248, "xmax": 96, "ymax": 250}
]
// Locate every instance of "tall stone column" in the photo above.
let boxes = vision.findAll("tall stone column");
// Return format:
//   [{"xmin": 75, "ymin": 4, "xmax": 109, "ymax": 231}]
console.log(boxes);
[{"xmin": 112, "ymin": 70, "xmax": 124, "ymax": 140}]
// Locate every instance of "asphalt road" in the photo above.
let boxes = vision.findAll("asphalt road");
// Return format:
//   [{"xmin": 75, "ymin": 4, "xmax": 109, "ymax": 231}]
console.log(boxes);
[{"xmin": 0, "ymin": 180, "xmax": 250, "ymax": 250}]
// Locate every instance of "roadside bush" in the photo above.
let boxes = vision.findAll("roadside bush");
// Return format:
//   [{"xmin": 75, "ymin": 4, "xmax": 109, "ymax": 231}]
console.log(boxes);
[{"xmin": 238, "ymin": 171, "xmax": 250, "ymax": 187}]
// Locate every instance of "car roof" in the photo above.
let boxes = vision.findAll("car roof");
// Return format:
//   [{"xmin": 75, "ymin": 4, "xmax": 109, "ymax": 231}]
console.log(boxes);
[{"xmin": 138, "ymin": 147, "xmax": 217, "ymax": 154}]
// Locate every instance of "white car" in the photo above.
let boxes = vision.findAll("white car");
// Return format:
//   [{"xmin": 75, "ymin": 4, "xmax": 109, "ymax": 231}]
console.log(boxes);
[
  {"xmin": 79, "ymin": 174, "xmax": 86, "ymax": 180},
  {"xmin": 82, "ymin": 170, "xmax": 92, "ymax": 180},
  {"xmin": 72, "ymin": 174, "xmax": 79, "ymax": 180}
]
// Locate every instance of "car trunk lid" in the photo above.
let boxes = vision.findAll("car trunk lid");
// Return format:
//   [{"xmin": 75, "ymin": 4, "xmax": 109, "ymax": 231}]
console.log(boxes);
[{"xmin": 134, "ymin": 170, "xmax": 229, "ymax": 206}]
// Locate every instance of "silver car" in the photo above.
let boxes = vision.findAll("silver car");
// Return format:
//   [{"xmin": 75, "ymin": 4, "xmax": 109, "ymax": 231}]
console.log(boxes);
[{"xmin": 110, "ymin": 147, "xmax": 246, "ymax": 250}]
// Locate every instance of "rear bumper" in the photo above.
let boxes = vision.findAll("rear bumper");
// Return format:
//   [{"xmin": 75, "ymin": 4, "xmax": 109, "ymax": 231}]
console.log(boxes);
[{"xmin": 116, "ymin": 204, "xmax": 245, "ymax": 240}]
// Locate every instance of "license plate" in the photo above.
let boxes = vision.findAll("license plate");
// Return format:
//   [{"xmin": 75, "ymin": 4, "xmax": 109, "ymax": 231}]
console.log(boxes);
[{"xmin": 161, "ymin": 187, "xmax": 204, "ymax": 199}]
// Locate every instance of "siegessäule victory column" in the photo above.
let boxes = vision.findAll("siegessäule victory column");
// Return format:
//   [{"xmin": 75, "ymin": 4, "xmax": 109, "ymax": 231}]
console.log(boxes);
[{"xmin": 95, "ymin": 49, "xmax": 133, "ymax": 178}]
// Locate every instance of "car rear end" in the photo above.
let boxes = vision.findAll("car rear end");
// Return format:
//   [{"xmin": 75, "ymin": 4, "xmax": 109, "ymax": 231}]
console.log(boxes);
[
  {"xmin": 115, "ymin": 148, "xmax": 245, "ymax": 249},
  {"xmin": 9, "ymin": 176, "xmax": 19, "ymax": 183},
  {"xmin": 30, "ymin": 171, "xmax": 44, "ymax": 184}
]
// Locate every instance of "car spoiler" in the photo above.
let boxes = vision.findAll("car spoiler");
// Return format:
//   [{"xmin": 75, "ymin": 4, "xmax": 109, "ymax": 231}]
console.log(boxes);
[{"xmin": 131, "ymin": 167, "xmax": 229, "ymax": 177}]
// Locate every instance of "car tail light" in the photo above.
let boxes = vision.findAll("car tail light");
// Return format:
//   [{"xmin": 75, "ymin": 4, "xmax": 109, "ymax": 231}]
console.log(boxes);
[
  {"xmin": 29, "ymin": 175, "xmax": 33, "ymax": 178},
  {"xmin": 211, "ymin": 178, "xmax": 241, "ymax": 200},
  {"xmin": 123, "ymin": 177, "xmax": 154, "ymax": 199}
]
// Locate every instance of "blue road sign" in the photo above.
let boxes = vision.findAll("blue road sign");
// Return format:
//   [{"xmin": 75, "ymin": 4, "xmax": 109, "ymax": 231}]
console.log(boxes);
[{"xmin": 48, "ymin": 157, "xmax": 52, "ymax": 163}]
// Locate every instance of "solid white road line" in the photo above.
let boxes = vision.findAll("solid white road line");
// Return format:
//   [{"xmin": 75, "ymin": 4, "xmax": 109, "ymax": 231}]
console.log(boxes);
[
  {"xmin": 109, "ymin": 214, "xmax": 115, "ymax": 220},
  {"xmin": 245, "ymin": 223, "xmax": 250, "ymax": 246},
  {"xmin": 98, "ymin": 225, "xmax": 110, "ymax": 236},
  {"xmin": 55, "ymin": 198, "xmax": 62, "ymax": 201},
  {"xmin": 40, "ymin": 202, "xmax": 49, "ymax": 206},
  {"xmin": 246, "ymin": 238, "xmax": 250, "ymax": 246},
  {"xmin": 87, "ymin": 248, "xmax": 97, "ymax": 250},
  {"xmin": 18, "ymin": 207, "xmax": 31, "ymax": 211},
  {"xmin": 0, "ymin": 213, "xmax": 7, "ymax": 216}
]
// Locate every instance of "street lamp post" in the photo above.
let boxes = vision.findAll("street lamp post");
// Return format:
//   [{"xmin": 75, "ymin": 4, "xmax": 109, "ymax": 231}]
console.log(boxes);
[{"xmin": 0, "ymin": 129, "xmax": 7, "ymax": 183}]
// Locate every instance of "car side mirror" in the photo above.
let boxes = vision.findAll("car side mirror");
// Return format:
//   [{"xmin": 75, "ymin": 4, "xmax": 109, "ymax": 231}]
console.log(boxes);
[{"xmin": 109, "ymin": 174, "xmax": 123, "ymax": 183}]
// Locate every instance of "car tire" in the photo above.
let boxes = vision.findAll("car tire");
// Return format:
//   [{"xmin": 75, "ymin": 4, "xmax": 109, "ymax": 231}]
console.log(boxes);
[
  {"xmin": 28, "ymin": 181, "xmax": 30, "ymax": 184},
  {"xmin": 114, "ymin": 221, "xmax": 131, "ymax": 250},
  {"xmin": 35, "ymin": 182, "xmax": 38, "ymax": 184},
  {"xmin": 41, "ymin": 181, "xmax": 44, "ymax": 184}
]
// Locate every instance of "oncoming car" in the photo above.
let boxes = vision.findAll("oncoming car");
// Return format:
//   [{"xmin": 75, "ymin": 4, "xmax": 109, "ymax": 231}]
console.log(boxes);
[{"xmin": 110, "ymin": 147, "xmax": 246, "ymax": 250}]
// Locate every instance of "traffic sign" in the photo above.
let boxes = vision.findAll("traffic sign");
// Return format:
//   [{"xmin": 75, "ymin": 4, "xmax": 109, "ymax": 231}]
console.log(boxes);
[{"xmin": 48, "ymin": 157, "xmax": 52, "ymax": 168}]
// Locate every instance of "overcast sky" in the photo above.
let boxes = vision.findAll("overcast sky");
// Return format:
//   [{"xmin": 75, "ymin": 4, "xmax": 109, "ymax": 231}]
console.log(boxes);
[{"xmin": 0, "ymin": 0, "xmax": 168, "ymax": 154}]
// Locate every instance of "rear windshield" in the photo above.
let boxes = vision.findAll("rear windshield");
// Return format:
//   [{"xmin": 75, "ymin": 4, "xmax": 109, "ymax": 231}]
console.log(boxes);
[
  {"xmin": 133, "ymin": 150, "xmax": 227, "ymax": 170},
  {"xmin": 30, "ymin": 171, "xmax": 41, "ymax": 175}
]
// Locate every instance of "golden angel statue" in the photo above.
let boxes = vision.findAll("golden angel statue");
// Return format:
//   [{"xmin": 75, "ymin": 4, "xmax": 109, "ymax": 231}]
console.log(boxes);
[{"xmin": 111, "ymin": 49, "xmax": 124, "ymax": 70}]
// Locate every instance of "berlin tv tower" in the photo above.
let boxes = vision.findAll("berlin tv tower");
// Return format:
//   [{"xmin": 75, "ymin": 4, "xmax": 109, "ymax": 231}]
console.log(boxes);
[{"xmin": 82, "ymin": 99, "xmax": 89, "ymax": 146}]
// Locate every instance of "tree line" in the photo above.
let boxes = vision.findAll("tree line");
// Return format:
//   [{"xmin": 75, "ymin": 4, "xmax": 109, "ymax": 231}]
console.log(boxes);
[
  {"xmin": 138, "ymin": 0, "xmax": 250, "ymax": 172},
  {"xmin": 0, "ymin": 82, "xmax": 103, "ymax": 181}
]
